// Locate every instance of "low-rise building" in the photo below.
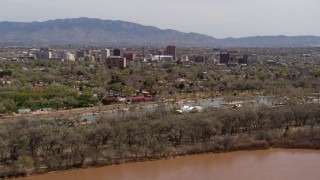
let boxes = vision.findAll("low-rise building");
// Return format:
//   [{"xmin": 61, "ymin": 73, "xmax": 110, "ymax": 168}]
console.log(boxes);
[
  {"xmin": 106, "ymin": 56, "xmax": 127, "ymax": 68},
  {"xmin": 18, "ymin": 109, "xmax": 31, "ymax": 114},
  {"xmin": 177, "ymin": 105, "xmax": 203, "ymax": 114},
  {"xmin": 153, "ymin": 55, "xmax": 174, "ymax": 62},
  {"xmin": 300, "ymin": 67, "xmax": 309, "ymax": 76},
  {"xmin": 124, "ymin": 52, "xmax": 136, "ymax": 61}
]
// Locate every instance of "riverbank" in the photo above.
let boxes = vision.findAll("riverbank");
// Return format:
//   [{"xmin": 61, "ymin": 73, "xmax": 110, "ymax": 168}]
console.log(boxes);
[
  {"xmin": 3, "ymin": 138, "xmax": 319, "ymax": 180},
  {"xmin": 12, "ymin": 149, "xmax": 320, "ymax": 180},
  {"xmin": 1, "ymin": 103, "xmax": 319, "ymax": 179},
  {"xmin": 3, "ymin": 124, "xmax": 320, "ymax": 179}
]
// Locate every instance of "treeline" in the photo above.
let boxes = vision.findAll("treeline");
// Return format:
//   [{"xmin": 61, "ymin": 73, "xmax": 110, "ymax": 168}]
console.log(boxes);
[
  {"xmin": 0, "ymin": 84, "xmax": 98, "ymax": 113},
  {"xmin": 1, "ymin": 104, "xmax": 320, "ymax": 178}
]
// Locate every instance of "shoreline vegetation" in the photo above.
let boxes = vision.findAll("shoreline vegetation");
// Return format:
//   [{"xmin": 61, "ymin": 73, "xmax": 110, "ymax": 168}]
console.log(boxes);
[{"xmin": 0, "ymin": 103, "xmax": 320, "ymax": 179}]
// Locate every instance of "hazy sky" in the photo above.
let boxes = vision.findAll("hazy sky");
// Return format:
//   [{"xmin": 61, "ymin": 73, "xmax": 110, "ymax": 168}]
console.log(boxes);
[{"xmin": 1, "ymin": 0, "xmax": 318, "ymax": 38}]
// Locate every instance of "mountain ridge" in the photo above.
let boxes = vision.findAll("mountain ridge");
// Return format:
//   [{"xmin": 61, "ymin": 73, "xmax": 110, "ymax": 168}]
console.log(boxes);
[{"xmin": 0, "ymin": 17, "xmax": 319, "ymax": 47}]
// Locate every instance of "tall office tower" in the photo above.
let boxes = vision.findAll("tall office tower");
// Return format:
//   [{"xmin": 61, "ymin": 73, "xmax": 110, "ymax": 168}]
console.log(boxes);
[
  {"xmin": 101, "ymin": 49, "xmax": 111, "ymax": 62},
  {"xmin": 166, "ymin": 44, "xmax": 176, "ymax": 61},
  {"xmin": 219, "ymin": 51, "xmax": 230, "ymax": 64}
]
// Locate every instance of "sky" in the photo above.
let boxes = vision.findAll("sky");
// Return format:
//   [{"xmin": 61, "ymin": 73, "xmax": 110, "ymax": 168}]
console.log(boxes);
[{"xmin": 0, "ymin": 0, "xmax": 319, "ymax": 38}]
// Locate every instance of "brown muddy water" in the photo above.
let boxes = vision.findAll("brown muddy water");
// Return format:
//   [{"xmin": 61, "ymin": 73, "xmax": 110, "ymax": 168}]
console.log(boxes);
[{"xmin": 13, "ymin": 149, "xmax": 320, "ymax": 180}]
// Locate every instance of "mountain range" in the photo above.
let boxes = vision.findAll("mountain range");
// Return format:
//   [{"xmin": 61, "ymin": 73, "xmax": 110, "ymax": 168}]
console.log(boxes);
[{"xmin": 0, "ymin": 17, "xmax": 319, "ymax": 47}]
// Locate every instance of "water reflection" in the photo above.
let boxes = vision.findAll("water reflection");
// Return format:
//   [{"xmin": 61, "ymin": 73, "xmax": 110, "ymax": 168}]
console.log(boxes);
[{"xmin": 14, "ymin": 149, "xmax": 320, "ymax": 180}]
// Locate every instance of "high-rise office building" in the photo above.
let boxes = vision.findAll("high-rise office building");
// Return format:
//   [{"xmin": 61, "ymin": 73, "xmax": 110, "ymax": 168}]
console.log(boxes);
[
  {"xmin": 35, "ymin": 48, "xmax": 52, "ymax": 60},
  {"xmin": 220, "ymin": 51, "xmax": 230, "ymax": 64},
  {"xmin": 166, "ymin": 44, "xmax": 176, "ymax": 61},
  {"xmin": 113, "ymin": 49, "xmax": 125, "ymax": 57},
  {"xmin": 101, "ymin": 49, "xmax": 111, "ymax": 62}
]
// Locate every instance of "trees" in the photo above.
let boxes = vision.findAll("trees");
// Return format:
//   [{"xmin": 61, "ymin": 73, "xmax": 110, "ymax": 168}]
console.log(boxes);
[
  {"xmin": 0, "ymin": 137, "xmax": 8, "ymax": 163},
  {"xmin": 23, "ymin": 126, "xmax": 46, "ymax": 158},
  {"xmin": 1, "ymin": 99, "xmax": 16, "ymax": 111},
  {"xmin": 17, "ymin": 155, "xmax": 34, "ymax": 173},
  {"xmin": 84, "ymin": 123, "xmax": 113, "ymax": 162},
  {"xmin": 255, "ymin": 106, "xmax": 270, "ymax": 130},
  {"xmin": 64, "ymin": 97, "xmax": 78, "ymax": 109},
  {"xmin": 0, "ymin": 102, "xmax": 320, "ymax": 177},
  {"xmin": 218, "ymin": 110, "xmax": 240, "ymax": 135},
  {"xmin": 49, "ymin": 97, "xmax": 64, "ymax": 110}
]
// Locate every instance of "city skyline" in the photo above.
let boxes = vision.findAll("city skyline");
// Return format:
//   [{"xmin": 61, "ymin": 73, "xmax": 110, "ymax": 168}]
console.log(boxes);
[{"xmin": 1, "ymin": 0, "xmax": 319, "ymax": 38}]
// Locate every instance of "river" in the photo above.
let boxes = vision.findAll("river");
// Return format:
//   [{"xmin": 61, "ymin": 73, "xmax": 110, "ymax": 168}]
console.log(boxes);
[{"xmin": 13, "ymin": 149, "xmax": 320, "ymax": 180}]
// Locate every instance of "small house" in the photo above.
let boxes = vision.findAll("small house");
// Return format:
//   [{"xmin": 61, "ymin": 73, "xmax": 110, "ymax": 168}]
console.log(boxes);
[{"xmin": 18, "ymin": 109, "xmax": 32, "ymax": 115}]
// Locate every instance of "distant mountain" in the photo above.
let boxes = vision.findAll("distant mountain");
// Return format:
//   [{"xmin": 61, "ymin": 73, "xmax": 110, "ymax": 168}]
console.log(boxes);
[
  {"xmin": 223, "ymin": 35, "xmax": 320, "ymax": 47},
  {"xmin": 0, "ymin": 18, "xmax": 319, "ymax": 47},
  {"xmin": 0, "ymin": 17, "xmax": 220, "ymax": 47}
]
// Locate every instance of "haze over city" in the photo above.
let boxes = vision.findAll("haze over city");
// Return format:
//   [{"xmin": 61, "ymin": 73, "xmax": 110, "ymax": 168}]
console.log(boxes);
[{"xmin": 1, "ymin": 0, "xmax": 319, "ymax": 38}]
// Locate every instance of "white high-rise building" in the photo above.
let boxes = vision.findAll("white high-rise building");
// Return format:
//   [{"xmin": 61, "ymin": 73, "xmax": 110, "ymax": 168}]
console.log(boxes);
[
  {"xmin": 64, "ymin": 53, "xmax": 75, "ymax": 61},
  {"xmin": 101, "ymin": 49, "xmax": 111, "ymax": 62}
]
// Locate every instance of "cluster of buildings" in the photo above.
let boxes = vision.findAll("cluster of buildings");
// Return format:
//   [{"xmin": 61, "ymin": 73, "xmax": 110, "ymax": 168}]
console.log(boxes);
[
  {"xmin": 6, "ymin": 44, "xmax": 255, "ymax": 69},
  {"xmin": 219, "ymin": 50, "xmax": 248, "ymax": 65},
  {"xmin": 35, "ymin": 48, "xmax": 52, "ymax": 60},
  {"xmin": 30, "ymin": 44, "xmax": 177, "ymax": 69},
  {"xmin": 140, "ymin": 44, "xmax": 176, "ymax": 62}
]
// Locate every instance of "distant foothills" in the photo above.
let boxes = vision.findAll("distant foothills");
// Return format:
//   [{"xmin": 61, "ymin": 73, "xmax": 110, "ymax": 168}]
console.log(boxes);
[{"xmin": 0, "ymin": 17, "xmax": 320, "ymax": 47}]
